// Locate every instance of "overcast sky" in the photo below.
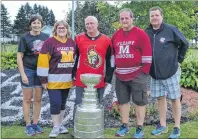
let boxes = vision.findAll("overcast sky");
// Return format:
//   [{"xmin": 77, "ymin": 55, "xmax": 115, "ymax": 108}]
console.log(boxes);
[
  {"xmin": 2, "ymin": 1, "xmax": 73, "ymax": 23},
  {"xmin": 2, "ymin": 1, "xmax": 119, "ymax": 24}
]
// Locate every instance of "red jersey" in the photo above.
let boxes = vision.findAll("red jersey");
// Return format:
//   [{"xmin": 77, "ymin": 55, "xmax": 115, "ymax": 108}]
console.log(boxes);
[
  {"xmin": 74, "ymin": 33, "xmax": 112, "ymax": 88},
  {"xmin": 112, "ymin": 27, "xmax": 152, "ymax": 81}
]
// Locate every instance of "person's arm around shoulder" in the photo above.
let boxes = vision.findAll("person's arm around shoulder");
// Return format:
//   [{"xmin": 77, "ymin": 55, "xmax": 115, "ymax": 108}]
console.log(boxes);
[
  {"xmin": 72, "ymin": 36, "xmax": 80, "ymax": 81},
  {"xmin": 37, "ymin": 38, "xmax": 52, "ymax": 89},
  {"xmin": 172, "ymin": 26, "xmax": 189, "ymax": 63},
  {"xmin": 140, "ymin": 29, "xmax": 152, "ymax": 74},
  {"xmin": 104, "ymin": 37, "xmax": 115, "ymax": 85},
  {"xmin": 17, "ymin": 36, "xmax": 28, "ymax": 85}
]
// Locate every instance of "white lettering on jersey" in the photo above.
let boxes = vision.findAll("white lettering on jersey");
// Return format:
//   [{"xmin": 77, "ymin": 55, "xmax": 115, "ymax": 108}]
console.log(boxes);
[
  {"xmin": 116, "ymin": 41, "xmax": 135, "ymax": 59},
  {"xmin": 58, "ymin": 63, "xmax": 74, "ymax": 68},
  {"xmin": 119, "ymin": 45, "xmax": 130, "ymax": 54}
]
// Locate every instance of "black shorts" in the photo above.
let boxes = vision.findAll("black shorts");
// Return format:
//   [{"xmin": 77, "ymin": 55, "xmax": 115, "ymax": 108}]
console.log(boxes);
[{"xmin": 115, "ymin": 72, "xmax": 149, "ymax": 106}]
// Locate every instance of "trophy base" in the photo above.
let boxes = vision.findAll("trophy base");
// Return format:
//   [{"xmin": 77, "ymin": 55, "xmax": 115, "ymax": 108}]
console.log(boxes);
[
  {"xmin": 74, "ymin": 106, "xmax": 104, "ymax": 138},
  {"xmin": 74, "ymin": 129, "xmax": 104, "ymax": 138}
]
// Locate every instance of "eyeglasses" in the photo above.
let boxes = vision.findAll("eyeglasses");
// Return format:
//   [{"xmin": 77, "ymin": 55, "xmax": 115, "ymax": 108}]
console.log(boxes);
[
  {"xmin": 120, "ymin": 17, "xmax": 130, "ymax": 20},
  {"xmin": 57, "ymin": 27, "xmax": 67, "ymax": 30}
]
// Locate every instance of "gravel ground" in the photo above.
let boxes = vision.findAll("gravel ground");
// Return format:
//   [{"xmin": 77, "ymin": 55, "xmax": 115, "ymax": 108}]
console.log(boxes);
[{"xmin": 1, "ymin": 69, "xmax": 196, "ymax": 128}]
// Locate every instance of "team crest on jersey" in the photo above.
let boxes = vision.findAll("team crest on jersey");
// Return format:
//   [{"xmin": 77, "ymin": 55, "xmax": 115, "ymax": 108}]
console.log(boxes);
[
  {"xmin": 85, "ymin": 45, "xmax": 102, "ymax": 68},
  {"xmin": 159, "ymin": 37, "xmax": 166, "ymax": 43}
]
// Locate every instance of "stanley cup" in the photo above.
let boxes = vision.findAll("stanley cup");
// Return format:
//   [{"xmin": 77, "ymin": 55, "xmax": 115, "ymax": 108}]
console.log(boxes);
[{"xmin": 74, "ymin": 74, "xmax": 104, "ymax": 138}]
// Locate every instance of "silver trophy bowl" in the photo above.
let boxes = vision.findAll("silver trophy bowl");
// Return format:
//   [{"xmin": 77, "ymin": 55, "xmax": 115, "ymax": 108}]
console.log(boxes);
[
  {"xmin": 74, "ymin": 74, "xmax": 104, "ymax": 138},
  {"xmin": 80, "ymin": 73, "xmax": 102, "ymax": 88}
]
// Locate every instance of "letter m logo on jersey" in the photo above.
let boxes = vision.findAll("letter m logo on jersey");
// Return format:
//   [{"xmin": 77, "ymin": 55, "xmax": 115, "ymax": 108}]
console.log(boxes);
[
  {"xmin": 60, "ymin": 50, "xmax": 74, "ymax": 63},
  {"xmin": 118, "ymin": 45, "xmax": 129, "ymax": 54}
]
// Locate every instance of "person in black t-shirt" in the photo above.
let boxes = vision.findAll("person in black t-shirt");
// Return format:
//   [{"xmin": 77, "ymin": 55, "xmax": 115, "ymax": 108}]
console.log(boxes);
[{"xmin": 17, "ymin": 15, "xmax": 49, "ymax": 136}]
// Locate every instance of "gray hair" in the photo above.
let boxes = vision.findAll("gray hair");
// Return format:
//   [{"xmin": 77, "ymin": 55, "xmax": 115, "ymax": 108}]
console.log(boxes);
[
  {"xmin": 52, "ymin": 20, "xmax": 71, "ymax": 38},
  {"xmin": 149, "ymin": 6, "xmax": 163, "ymax": 16},
  {"xmin": 119, "ymin": 8, "xmax": 134, "ymax": 18},
  {"xmin": 85, "ymin": 16, "xmax": 98, "ymax": 24}
]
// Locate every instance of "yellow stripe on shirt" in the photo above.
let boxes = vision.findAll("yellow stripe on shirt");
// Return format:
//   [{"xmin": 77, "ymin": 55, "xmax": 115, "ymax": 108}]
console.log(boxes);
[
  {"xmin": 37, "ymin": 53, "xmax": 51, "ymax": 68},
  {"xmin": 53, "ymin": 35, "xmax": 67, "ymax": 43},
  {"xmin": 47, "ymin": 81, "xmax": 73, "ymax": 89}
]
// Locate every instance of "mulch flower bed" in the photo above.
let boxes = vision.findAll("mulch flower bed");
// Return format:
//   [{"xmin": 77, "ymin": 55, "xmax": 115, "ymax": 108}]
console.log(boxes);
[
  {"xmin": 181, "ymin": 87, "xmax": 198, "ymax": 112},
  {"xmin": 1, "ymin": 69, "xmax": 198, "ymax": 128}
]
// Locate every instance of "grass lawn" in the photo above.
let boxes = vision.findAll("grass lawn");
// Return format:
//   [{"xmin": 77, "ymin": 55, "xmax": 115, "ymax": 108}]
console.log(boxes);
[
  {"xmin": 2, "ymin": 120, "xmax": 198, "ymax": 138},
  {"xmin": 1, "ymin": 44, "xmax": 197, "ymax": 61}
]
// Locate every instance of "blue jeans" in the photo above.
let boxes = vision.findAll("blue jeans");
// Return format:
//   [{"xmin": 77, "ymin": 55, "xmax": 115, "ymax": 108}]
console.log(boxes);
[{"xmin": 20, "ymin": 68, "xmax": 42, "ymax": 88}]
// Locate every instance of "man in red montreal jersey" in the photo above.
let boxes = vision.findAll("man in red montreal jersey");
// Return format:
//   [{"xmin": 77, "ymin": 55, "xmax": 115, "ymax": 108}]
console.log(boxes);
[
  {"xmin": 71, "ymin": 16, "xmax": 114, "ymax": 137},
  {"xmin": 112, "ymin": 8, "xmax": 152, "ymax": 138}
]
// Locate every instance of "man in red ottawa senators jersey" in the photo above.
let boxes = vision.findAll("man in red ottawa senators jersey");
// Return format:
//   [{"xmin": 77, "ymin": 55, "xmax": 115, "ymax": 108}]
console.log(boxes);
[
  {"xmin": 71, "ymin": 16, "xmax": 114, "ymax": 137},
  {"xmin": 112, "ymin": 8, "xmax": 152, "ymax": 138}
]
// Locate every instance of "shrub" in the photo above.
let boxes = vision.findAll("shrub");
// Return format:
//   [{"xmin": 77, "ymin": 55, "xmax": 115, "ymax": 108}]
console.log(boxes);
[
  {"xmin": 180, "ymin": 50, "xmax": 198, "ymax": 91},
  {"xmin": 180, "ymin": 61, "xmax": 198, "ymax": 91},
  {"xmin": 1, "ymin": 52, "xmax": 17, "ymax": 70},
  {"xmin": 107, "ymin": 101, "xmax": 120, "ymax": 118},
  {"xmin": 108, "ymin": 101, "xmax": 158, "ymax": 118}
]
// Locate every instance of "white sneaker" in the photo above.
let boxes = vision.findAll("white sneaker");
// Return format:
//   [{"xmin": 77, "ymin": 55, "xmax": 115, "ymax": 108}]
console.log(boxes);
[
  {"xmin": 49, "ymin": 126, "xmax": 60, "ymax": 138},
  {"xmin": 59, "ymin": 124, "xmax": 69, "ymax": 134}
]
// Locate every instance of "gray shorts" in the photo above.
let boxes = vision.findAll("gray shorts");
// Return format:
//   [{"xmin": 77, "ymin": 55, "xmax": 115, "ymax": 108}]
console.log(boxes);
[
  {"xmin": 115, "ymin": 72, "xmax": 149, "ymax": 106},
  {"xmin": 150, "ymin": 67, "xmax": 181, "ymax": 100}
]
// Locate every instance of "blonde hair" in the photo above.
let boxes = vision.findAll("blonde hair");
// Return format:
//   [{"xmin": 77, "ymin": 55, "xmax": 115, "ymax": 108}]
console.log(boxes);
[{"xmin": 52, "ymin": 20, "xmax": 71, "ymax": 38}]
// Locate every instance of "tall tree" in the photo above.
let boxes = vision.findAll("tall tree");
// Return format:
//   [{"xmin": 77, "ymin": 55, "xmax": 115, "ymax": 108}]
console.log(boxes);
[
  {"xmin": 120, "ymin": 1, "xmax": 198, "ymax": 39},
  {"xmin": 1, "ymin": 4, "xmax": 12, "ymax": 39},
  {"xmin": 13, "ymin": 3, "xmax": 56, "ymax": 36},
  {"xmin": 33, "ymin": 3, "xmax": 39, "ymax": 14},
  {"xmin": 13, "ymin": 5, "xmax": 29, "ymax": 36},
  {"xmin": 67, "ymin": 1, "xmax": 117, "ymax": 36},
  {"xmin": 48, "ymin": 10, "xmax": 56, "ymax": 26},
  {"xmin": 38, "ymin": 5, "xmax": 42, "ymax": 15},
  {"xmin": 67, "ymin": 1, "xmax": 84, "ymax": 34},
  {"xmin": 44, "ymin": 7, "xmax": 49, "ymax": 25},
  {"xmin": 39, "ymin": 6, "xmax": 49, "ymax": 26},
  {"xmin": 24, "ymin": 2, "xmax": 33, "ymax": 19},
  {"xmin": 96, "ymin": 1, "xmax": 119, "ymax": 36}
]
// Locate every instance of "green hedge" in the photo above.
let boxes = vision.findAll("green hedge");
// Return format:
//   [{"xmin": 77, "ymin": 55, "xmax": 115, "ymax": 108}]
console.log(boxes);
[
  {"xmin": 1, "ymin": 52, "xmax": 17, "ymax": 70},
  {"xmin": 180, "ymin": 50, "xmax": 198, "ymax": 91},
  {"xmin": 1, "ymin": 50, "xmax": 198, "ymax": 91}
]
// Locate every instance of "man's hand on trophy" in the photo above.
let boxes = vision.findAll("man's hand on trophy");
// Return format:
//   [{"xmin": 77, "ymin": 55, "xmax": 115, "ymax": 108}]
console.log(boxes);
[
  {"xmin": 105, "ymin": 82, "xmax": 111, "ymax": 87},
  {"xmin": 71, "ymin": 69, "xmax": 76, "ymax": 81},
  {"xmin": 73, "ymin": 77, "xmax": 76, "ymax": 81}
]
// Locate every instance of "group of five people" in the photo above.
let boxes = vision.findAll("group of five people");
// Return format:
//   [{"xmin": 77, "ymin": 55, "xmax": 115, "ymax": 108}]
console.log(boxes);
[{"xmin": 17, "ymin": 6, "xmax": 188, "ymax": 139}]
